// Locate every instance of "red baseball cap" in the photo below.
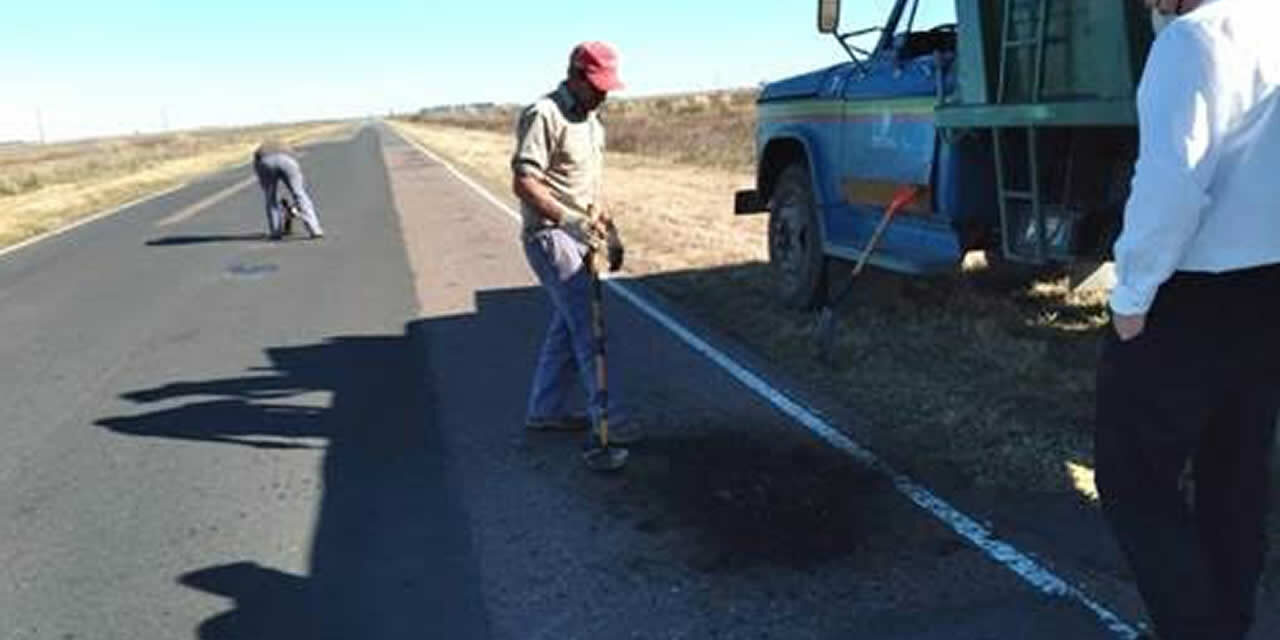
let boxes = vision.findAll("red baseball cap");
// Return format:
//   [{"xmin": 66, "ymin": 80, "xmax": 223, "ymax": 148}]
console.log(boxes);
[{"xmin": 571, "ymin": 41, "xmax": 624, "ymax": 92}]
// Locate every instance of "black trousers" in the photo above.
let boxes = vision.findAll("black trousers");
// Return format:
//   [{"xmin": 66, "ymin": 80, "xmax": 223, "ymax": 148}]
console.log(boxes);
[{"xmin": 1096, "ymin": 264, "xmax": 1280, "ymax": 640}]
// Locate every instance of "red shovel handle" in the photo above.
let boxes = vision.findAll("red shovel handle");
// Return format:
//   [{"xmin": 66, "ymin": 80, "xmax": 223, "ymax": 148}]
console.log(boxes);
[{"xmin": 852, "ymin": 185, "xmax": 924, "ymax": 276}]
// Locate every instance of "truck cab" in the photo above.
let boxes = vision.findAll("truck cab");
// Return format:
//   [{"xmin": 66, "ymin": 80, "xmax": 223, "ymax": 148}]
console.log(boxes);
[{"xmin": 736, "ymin": 0, "xmax": 1153, "ymax": 309}]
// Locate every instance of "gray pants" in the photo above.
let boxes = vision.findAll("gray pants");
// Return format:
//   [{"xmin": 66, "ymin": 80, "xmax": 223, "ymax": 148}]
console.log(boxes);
[{"xmin": 253, "ymin": 153, "xmax": 323, "ymax": 238}]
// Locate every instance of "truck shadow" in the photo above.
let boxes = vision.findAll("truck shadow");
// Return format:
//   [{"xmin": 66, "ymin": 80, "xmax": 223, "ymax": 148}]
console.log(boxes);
[
  {"xmin": 91, "ymin": 265, "xmax": 1277, "ymax": 636},
  {"xmin": 96, "ymin": 329, "xmax": 490, "ymax": 639},
  {"xmin": 632, "ymin": 258, "xmax": 1109, "ymax": 483}
]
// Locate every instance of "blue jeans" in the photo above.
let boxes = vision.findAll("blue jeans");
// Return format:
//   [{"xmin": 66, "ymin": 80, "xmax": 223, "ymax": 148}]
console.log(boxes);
[{"xmin": 523, "ymin": 229, "xmax": 626, "ymax": 434}]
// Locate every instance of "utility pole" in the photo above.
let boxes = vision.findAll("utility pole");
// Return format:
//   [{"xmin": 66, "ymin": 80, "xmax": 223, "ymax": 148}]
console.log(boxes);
[{"xmin": 36, "ymin": 108, "xmax": 45, "ymax": 144}]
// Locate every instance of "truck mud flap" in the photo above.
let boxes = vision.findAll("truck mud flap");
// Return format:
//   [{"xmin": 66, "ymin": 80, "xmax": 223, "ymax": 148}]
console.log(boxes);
[{"xmin": 734, "ymin": 189, "xmax": 767, "ymax": 215}]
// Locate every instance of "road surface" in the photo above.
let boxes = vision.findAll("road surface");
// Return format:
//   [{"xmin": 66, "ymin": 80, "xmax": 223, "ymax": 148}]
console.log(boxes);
[{"xmin": 1, "ymin": 123, "xmax": 1239, "ymax": 639}]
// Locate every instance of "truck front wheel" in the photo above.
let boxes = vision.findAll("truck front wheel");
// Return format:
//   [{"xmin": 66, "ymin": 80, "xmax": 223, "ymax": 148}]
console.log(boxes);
[{"xmin": 768, "ymin": 164, "xmax": 827, "ymax": 310}]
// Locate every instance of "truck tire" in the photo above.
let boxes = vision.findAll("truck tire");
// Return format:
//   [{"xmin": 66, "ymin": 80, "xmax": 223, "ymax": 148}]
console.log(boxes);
[{"xmin": 769, "ymin": 163, "xmax": 827, "ymax": 310}]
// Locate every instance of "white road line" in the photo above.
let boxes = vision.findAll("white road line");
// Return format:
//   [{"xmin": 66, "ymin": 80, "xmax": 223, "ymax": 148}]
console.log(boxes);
[
  {"xmin": 0, "ymin": 161, "xmax": 254, "ymax": 260},
  {"xmin": 1, "ymin": 130, "xmax": 352, "ymax": 259},
  {"xmin": 0, "ymin": 182, "xmax": 192, "ymax": 260},
  {"xmin": 386, "ymin": 122, "xmax": 1143, "ymax": 639},
  {"xmin": 154, "ymin": 176, "xmax": 256, "ymax": 227}
]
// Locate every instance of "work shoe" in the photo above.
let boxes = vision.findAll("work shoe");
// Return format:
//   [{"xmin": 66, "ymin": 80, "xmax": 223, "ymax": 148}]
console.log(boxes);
[
  {"xmin": 582, "ymin": 442, "xmax": 628, "ymax": 471},
  {"xmin": 592, "ymin": 420, "xmax": 644, "ymax": 445},
  {"xmin": 525, "ymin": 415, "xmax": 590, "ymax": 432}
]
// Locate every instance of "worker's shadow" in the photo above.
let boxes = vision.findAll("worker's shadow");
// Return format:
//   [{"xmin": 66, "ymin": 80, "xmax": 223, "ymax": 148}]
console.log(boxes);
[
  {"xmin": 95, "ymin": 328, "xmax": 492, "ymax": 639},
  {"xmin": 145, "ymin": 232, "xmax": 269, "ymax": 246}
]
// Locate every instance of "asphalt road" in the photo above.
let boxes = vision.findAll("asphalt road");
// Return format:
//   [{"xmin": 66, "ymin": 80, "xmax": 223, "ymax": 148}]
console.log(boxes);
[{"xmin": 0, "ymin": 124, "xmax": 1180, "ymax": 639}]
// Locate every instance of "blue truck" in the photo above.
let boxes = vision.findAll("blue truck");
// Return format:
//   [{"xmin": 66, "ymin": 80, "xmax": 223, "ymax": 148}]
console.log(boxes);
[{"xmin": 735, "ymin": 0, "xmax": 1155, "ymax": 308}]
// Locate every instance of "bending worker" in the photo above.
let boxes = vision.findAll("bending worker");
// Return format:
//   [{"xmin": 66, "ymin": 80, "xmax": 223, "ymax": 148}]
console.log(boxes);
[
  {"xmin": 1096, "ymin": 1, "xmax": 1280, "ymax": 638},
  {"xmin": 252, "ymin": 139, "xmax": 324, "ymax": 240},
  {"xmin": 511, "ymin": 41, "xmax": 639, "ymax": 461}
]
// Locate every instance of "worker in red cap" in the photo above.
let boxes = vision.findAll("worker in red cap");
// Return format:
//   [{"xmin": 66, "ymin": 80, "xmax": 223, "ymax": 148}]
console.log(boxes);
[{"xmin": 511, "ymin": 41, "xmax": 639, "ymax": 464}]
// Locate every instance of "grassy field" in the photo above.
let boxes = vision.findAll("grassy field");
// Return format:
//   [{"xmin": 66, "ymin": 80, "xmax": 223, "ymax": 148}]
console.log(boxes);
[
  {"xmin": 410, "ymin": 89, "xmax": 758, "ymax": 170},
  {"xmin": 0, "ymin": 121, "xmax": 353, "ymax": 249},
  {"xmin": 391, "ymin": 94, "xmax": 1113, "ymax": 499}
]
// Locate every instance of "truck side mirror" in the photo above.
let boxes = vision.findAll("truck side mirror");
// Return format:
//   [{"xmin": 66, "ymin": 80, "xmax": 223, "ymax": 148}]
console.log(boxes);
[{"xmin": 818, "ymin": 0, "xmax": 841, "ymax": 34}]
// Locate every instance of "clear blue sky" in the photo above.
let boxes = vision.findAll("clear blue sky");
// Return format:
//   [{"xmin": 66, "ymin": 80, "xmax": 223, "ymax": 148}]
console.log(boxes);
[{"xmin": 0, "ymin": 0, "xmax": 953, "ymax": 142}]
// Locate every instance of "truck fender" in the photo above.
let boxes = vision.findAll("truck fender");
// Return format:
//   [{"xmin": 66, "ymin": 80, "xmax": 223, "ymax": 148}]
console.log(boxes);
[
  {"xmin": 756, "ymin": 132, "xmax": 828, "ymax": 211},
  {"xmin": 754, "ymin": 130, "xmax": 834, "ymax": 252}
]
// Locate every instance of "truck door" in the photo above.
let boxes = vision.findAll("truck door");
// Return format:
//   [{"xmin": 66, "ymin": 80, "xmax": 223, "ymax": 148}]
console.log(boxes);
[{"xmin": 832, "ymin": 0, "xmax": 956, "ymax": 264}]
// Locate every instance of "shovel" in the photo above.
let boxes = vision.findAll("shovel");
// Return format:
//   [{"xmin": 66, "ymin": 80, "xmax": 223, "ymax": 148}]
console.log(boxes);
[
  {"xmin": 814, "ymin": 186, "xmax": 923, "ymax": 362},
  {"xmin": 581, "ymin": 206, "xmax": 628, "ymax": 472}
]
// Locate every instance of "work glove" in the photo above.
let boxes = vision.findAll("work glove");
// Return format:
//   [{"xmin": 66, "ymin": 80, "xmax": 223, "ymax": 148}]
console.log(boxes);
[{"xmin": 559, "ymin": 209, "xmax": 606, "ymax": 248}]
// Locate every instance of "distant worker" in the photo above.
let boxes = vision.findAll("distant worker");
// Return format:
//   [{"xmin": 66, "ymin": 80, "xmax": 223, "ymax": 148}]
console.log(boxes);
[
  {"xmin": 1096, "ymin": 1, "xmax": 1280, "ymax": 638},
  {"xmin": 511, "ymin": 41, "xmax": 638, "ymax": 462},
  {"xmin": 252, "ymin": 139, "xmax": 324, "ymax": 240}
]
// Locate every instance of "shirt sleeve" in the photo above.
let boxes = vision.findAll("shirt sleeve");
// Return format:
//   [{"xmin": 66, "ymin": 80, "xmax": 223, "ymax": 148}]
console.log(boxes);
[
  {"xmin": 512, "ymin": 103, "xmax": 553, "ymax": 180},
  {"xmin": 1110, "ymin": 23, "xmax": 1226, "ymax": 314}
]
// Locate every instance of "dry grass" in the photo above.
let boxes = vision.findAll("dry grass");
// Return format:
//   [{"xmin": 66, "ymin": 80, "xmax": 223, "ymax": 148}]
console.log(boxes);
[
  {"xmin": 390, "ymin": 113, "xmax": 1114, "ymax": 496},
  {"xmin": 408, "ymin": 89, "xmax": 757, "ymax": 170},
  {"xmin": 0, "ymin": 121, "xmax": 353, "ymax": 249}
]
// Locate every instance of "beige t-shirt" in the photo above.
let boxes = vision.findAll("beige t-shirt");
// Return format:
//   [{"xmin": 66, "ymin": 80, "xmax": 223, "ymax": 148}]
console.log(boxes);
[{"xmin": 511, "ymin": 84, "xmax": 605, "ymax": 234}]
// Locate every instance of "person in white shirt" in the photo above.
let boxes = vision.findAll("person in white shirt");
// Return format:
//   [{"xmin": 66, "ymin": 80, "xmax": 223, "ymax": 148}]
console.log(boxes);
[{"xmin": 1097, "ymin": 1, "xmax": 1280, "ymax": 638}]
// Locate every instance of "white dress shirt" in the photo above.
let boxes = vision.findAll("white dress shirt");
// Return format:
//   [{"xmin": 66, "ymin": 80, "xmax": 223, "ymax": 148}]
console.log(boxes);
[{"xmin": 1111, "ymin": 0, "xmax": 1280, "ymax": 314}]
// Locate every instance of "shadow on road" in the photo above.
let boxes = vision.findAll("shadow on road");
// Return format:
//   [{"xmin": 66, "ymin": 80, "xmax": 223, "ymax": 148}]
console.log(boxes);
[
  {"xmin": 96, "ymin": 328, "xmax": 490, "ymax": 639},
  {"xmin": 145, "ymin": 233, "xmax": 268, "ymax": 246},
  {"xmin": 88, "ymin": 268, "xmax": 1131, "ymax": 637},
  {"xmin": 95, "ymin": 266, "xmax": 1275, "ymax": 636}
]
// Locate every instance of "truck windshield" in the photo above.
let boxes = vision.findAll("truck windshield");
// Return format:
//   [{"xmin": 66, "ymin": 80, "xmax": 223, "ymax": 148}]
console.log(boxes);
[
  {"xmin": 895, "ymin": 0, "xmax": 957, "ymax": 37},
  {"xmin": 846, "ymin": 0, "xmax": 957, "ymax": 61}
]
